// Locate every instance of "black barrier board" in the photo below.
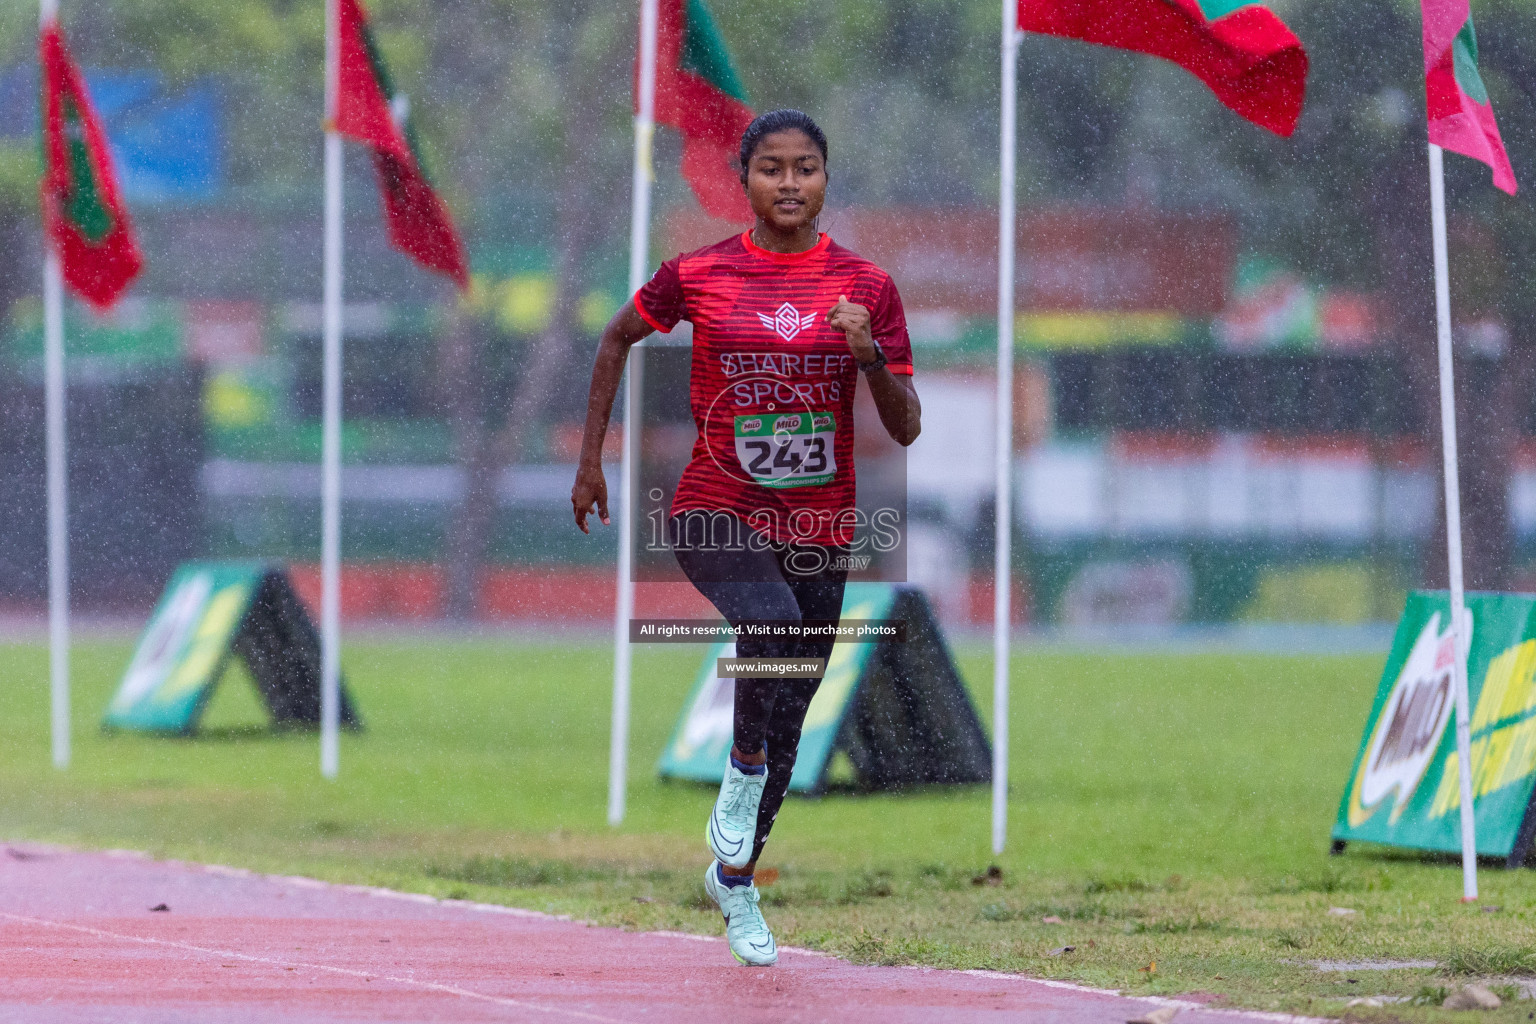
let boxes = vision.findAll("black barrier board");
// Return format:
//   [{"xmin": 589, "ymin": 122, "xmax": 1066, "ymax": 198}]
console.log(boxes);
[
  {"xmin": 657, "ymin": 583, "xmax": 990, "ymax": 792},
  {"xmin": 836, "ymin": 587, "xmax": 994, "ymax": 789}
]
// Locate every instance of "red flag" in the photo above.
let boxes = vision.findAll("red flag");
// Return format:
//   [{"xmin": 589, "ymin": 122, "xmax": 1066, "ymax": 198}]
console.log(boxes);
[
  {"xmin": 1017, "ymin": 0, "xmax": 1309, "ymax": 137},
  {"xmin": 334, "ymin": 0, "xmax": 469, "ymax": 289},
  {"xmin": 39, "ymin": 21, "xmax": 142, "ymax": 311},
  {"xmin": 649, "ymin": 0, "xmax": 756, "ymax": 222},
  {"xmin": 1421, "ymin": 0, "xmax": 1516, "ymax": 194}
]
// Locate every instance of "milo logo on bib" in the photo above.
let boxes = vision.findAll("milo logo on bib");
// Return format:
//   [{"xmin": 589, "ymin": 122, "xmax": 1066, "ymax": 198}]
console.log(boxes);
[{"xmin": 734, "ymin": 411, "xmax": 837, "ymax": 488}]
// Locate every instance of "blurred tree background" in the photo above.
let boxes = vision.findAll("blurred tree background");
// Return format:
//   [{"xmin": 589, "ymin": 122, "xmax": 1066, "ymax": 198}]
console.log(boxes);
[
  {"xmin": 2, "ymin": 0, "xmax": 1536, "ymax": 612},
  {"xmin": 6, "ymin": 0, "xmax": 1532, "ymax": 284}
]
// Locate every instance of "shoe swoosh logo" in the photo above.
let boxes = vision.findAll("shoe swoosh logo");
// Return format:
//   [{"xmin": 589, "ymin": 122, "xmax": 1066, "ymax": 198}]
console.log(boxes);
[{"xmin": 709, "ymin": 815, "xmax": 745, "ymax": 855}]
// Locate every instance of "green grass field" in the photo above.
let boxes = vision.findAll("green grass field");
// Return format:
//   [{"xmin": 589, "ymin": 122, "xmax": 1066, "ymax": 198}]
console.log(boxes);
[{"xmin": 3, "ymin": 633, "xmax": 1534, "ymax": 1021}]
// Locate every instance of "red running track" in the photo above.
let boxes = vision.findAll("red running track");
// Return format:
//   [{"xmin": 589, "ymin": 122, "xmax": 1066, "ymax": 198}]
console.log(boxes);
[{"xmin": 0, "ymin": 844, "xmax": 1325, "ymax": 1024}]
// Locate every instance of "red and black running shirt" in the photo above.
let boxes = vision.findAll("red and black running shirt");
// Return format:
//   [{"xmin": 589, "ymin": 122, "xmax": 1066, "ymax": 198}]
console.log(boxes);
[{"xmin": 634, "ymin": 231, "xmax": 914, "ymax": 547}]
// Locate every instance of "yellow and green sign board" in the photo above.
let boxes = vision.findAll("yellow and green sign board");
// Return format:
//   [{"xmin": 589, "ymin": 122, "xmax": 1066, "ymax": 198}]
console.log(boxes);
[
  {"xmin": 657, "ymin": 584, "xmax": 991, "ymax": 793},
  {"xmin": 104, "ymin": 561, "xmax": 359, "ymax": 734},
  {"xmin": 1333, "ymin": 590, "xmax": 1536, "ymax": 866}
]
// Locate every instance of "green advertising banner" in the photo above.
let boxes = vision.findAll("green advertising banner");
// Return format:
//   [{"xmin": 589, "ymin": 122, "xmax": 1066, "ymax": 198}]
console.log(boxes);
[
  {"xmin": 1333, "ymin": 591, "xmax": 1536, "ymax": 866},
  {"xmin": 105, "ymin": 561, "xmax": 360, "ymax": 735},
  {"xmin": 105, "ymin": 562, "xmax": 267, "ymax": 732},
  {"xmin": 657, "ymin": 584, "xmax": 991, "ymax": 793}
]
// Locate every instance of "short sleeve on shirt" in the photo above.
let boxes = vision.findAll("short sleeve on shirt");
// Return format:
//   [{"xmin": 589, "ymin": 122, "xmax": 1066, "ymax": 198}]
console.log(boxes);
[
  {"xmin": 633, "ymin": 256, "xmax": 686, "ymax": 333},
  {"xmin": 871, "ymin": 276, "xmax": 914, "ymax": 375}
]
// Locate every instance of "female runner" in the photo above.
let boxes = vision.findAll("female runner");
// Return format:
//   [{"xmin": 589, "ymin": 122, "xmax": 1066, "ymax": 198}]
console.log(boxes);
[{"xmin": 572, "ymin": 109, "xmax": 920, "ymax": 966}]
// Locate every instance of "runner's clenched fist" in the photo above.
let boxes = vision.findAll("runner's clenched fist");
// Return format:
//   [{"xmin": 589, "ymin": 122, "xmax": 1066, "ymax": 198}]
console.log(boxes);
[{"xmin": 825, "ymin": 294, "xmax": 877, "ymax": 365}]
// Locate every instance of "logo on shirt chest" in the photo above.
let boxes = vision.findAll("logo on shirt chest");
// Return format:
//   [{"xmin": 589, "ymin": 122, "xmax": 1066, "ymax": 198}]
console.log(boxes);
[{"xmin": 756, "ymin": 302, "xmax": 820, "ymax": 343}]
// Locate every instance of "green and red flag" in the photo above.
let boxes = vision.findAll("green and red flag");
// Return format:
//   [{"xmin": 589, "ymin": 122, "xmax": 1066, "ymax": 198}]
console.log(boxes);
[
  {"xmin": 649, "ymin": 0, "xmax": 755, "ymax": 222},
  {"xmin": 39, "ymin": 20, "xmax": 142, "ymax": 310},
  {"xmin": 1422, "ymin": 0, "xmax": 1516, "ymax": 194},
  {"xmin": 334, "ymin": 0, "xmax": 468, "ymax": 288},
  {"xmin": 1017, "ymin": 0, "xmax": 1309, "ymax": 137}
]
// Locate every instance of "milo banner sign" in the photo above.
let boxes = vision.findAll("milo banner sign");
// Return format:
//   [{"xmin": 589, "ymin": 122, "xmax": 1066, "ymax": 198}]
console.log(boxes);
[
  {"xmin": 1333, "ymin": 591, "xmax": 1536, "ymax": 866},
  {"xmin": 104, "ymin": 561, "xmax": 360, "ymax": 735}
]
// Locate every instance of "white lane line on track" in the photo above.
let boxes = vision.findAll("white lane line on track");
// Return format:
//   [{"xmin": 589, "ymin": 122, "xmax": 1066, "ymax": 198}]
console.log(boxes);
[
  {"xmin": 957, "ymin": 971, "xmax": 1334, "ymax": 1024},
  {"xmin": 644, "ymin": 930, "xmax": 718, "ymax": 944},
  {"xmin": 0, "ymin": 911, "xmax": 638, "ymax": 1024},
  {"xmin": 7, "ymin": 844, "xmax": 1338, "ymax": 1024},
  {"xmin": 228, "ymin": 867, "xmax": 1333, "ymax": 1021},
  {"xmin": 203, "ymin": 864, "xmax": 255, "ymax": 878},
  {"xmin": 1140, "ymin": 997, "xmax": 1334, "ymax": 1024}
]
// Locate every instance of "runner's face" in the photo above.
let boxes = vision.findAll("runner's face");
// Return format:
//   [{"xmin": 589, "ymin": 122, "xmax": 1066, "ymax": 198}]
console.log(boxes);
[{"xmin": 744, "ymin": 131, "xmax": 826, "ymax": 234}]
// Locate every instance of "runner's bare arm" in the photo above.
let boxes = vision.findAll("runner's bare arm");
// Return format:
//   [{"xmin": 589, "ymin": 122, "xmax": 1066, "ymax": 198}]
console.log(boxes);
[
  {"xmin": 572, "ymin": 301, "xmax": 654, "ymax": 533},
  {"xmin": 826, "ymin": 294, "xmax": 921, "ymax": 446},
  {"xmin": 863, "ymin": 359, "xmax": 921, "ymax": 447}
]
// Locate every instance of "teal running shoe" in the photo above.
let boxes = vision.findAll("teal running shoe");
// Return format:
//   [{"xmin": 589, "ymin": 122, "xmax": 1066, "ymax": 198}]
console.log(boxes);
[
  {"xmin": 706, "ymin": 760, "xmax": 766, "ymax": 868},
  {"xmin": 703, "ymin": 862, "xmax": 778, "ymax": 966}
]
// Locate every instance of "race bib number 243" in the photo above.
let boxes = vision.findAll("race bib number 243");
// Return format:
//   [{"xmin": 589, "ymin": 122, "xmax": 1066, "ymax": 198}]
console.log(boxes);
[{"xmin": 734, "ymin": 412, "xmax": 836, "ymax": 488}]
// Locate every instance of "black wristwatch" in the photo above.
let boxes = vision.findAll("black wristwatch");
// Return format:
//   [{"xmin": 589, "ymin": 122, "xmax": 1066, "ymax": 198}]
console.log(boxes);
[{"xmin": 857, "ymin": 342, "xmax": 888, "ymax": 373}]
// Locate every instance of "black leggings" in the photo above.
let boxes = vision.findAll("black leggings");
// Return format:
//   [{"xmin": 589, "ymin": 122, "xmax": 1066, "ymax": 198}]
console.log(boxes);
[{"xmin": 671, "ymin": 512, "xmax": 848, "ymax": 863}]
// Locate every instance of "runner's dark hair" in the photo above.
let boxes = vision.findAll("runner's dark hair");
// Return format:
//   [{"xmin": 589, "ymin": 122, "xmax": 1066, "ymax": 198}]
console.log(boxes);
[{"xmin": 738, "ymin": 110, "xmax": 828, "ymax": 182}]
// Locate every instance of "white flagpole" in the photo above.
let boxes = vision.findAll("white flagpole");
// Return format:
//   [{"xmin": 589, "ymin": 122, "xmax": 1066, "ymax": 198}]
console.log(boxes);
[
  {"xmin": 45, "ymin": 254, "xmax": 68, "ymax": 770},
  {"xmin": 609, "ymin": 0, "xmax": 659, "ymax": 826},
  {"xmin": 320, "ymin": 0, "xmax": 344, "ymax": 779},
  {"xmin": 1427, "ymin": 142, "xmax": 1477, "ymax": 900},
  {"xmin": 41, "ymin": 0, "xmax": 69, "ymax": 771},
  {"xmin": 992, "ymin": 4, "xmax": 1020, "ymax": 856}
]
